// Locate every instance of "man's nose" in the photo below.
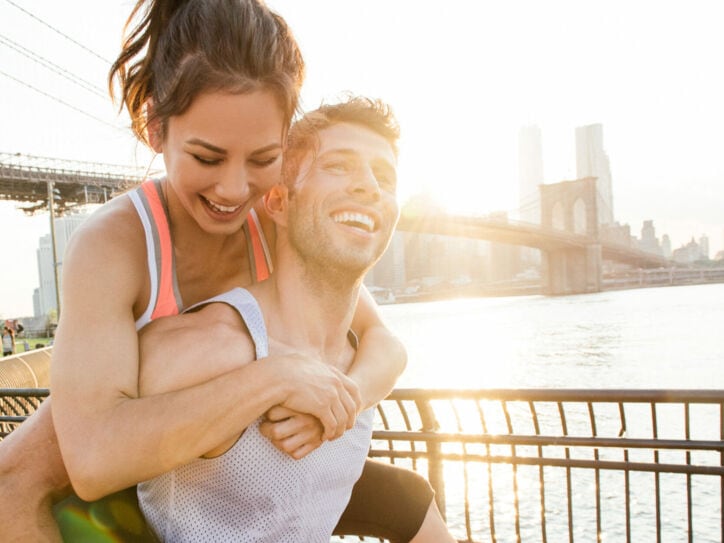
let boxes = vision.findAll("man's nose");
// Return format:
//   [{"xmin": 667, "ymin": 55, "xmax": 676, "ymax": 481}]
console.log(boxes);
[{"xmin": 349, "ymin": 165, "xmax": 380, "ymax": 200}]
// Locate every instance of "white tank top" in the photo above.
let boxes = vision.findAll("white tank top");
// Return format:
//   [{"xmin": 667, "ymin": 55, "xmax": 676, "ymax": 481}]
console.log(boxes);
[{"xmin": 137, "ymin": 287, "xmax": 374, "ymax": 542}]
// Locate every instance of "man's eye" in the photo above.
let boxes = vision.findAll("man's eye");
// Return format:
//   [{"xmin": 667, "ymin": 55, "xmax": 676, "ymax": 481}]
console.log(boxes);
[
  {"xmin": 325, "ymin": 161, "xmax": 353, "ymax": 173},
  {"xmin": 378, "ymin": 177, "xmax": 397, "ymax": 192},
  {"xmin": 193, "ymin": 155, "xmax": 221, "ymax": 166},
  {"xmin": 375, "ymin": 169, "xmax": 397, "ymax": 192}
]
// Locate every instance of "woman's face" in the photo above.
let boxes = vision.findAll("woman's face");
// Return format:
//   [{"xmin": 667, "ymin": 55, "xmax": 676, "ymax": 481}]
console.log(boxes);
[{"xmin": 156, "ymin": 90, "xmax": 286, "ymax": 235}]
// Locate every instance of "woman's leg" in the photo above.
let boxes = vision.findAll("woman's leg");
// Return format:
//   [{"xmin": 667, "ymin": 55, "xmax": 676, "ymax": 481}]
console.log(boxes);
[{"xmin": 334, "ymin": 459, "xmax": 436, "ymax": 543}]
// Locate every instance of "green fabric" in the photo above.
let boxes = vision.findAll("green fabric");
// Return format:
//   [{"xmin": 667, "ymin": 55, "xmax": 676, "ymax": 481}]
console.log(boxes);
[{"xmin": 54, "ymin": 487, "xmax": 158, "ymax": 543}]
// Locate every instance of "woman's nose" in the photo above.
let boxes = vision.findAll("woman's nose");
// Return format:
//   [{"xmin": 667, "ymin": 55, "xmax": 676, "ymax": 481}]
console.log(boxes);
[{"xmin": 215, "ymin": 168, "xmax": 251, "ymax": 203}]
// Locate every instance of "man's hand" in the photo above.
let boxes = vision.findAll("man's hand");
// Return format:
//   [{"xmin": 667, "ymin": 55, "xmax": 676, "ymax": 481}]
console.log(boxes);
[{"xmin": 260, "ymin": 406, "xmax": 325, "ymax": 459}]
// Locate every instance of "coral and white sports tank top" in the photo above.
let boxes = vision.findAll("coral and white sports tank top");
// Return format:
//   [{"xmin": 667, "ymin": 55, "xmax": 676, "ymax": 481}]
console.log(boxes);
[{"xmin": 128, "ymin": 180, "xmax": 273, "ymax": 329}]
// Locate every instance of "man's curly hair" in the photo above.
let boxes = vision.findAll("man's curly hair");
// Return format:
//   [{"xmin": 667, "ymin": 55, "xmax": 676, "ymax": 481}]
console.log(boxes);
[{"xmin": 282, "ymin": 96, "xmax": 400, "ymax": 189}]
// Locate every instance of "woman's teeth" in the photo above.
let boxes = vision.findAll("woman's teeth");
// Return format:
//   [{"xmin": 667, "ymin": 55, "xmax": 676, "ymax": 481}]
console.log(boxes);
[{"xmin": 205, "ymin": 197, "xmax": 241, "ymax": 214}]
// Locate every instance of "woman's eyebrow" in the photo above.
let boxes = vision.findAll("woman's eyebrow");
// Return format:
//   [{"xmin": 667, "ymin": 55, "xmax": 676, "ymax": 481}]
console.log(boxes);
[
  {"xmin": 186, "ymin": 139, "xmax": 282, "ymax": 156},
  {"xmin": 186, "ymin": 138, "xmax": 226, "ymax": 155},
  {"xmin": 250, "ymin": 143, "xmax": 283, "ymax": 155}
]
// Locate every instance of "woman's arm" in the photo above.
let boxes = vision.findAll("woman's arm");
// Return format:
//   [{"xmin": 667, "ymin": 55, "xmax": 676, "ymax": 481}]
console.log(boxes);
[
  {"xmin": 348, "ymin": 285, "xmax": 407, "ymax": 409},
  {"xmin": 261, "ymin": 285, "xmax": 406, "ymax": 458},
  {"xmin": 50, "ymin": 212, "xmax": 357, "ymax": 501},
  {"xmin": 138, "ymin": 303, "xmax": 354, "ymax": 459}
]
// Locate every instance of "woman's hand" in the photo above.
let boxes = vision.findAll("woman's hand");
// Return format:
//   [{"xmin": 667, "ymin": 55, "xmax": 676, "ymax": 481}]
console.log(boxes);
[
  {"xmin": 260, "ymin": 406, "xmax": 325, "ymax": 459},
  {"xmin": 274, "ymin": 353, "xmax": 362, "ymax": 440}
]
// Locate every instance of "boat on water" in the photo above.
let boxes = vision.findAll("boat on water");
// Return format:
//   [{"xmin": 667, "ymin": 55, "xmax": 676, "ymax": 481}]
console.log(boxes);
[
  {"xmin": 1, "ymin": 349, "xmax": 722, "ymax": 542},
  {"xmin": 368, "ymin": 286, "xmax": 397, "ymax": 305}
]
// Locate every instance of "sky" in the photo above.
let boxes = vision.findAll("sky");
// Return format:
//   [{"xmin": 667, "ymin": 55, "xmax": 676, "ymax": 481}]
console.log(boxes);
[{"xmin": 1, "ymin": 0, "xmax": 723, "ymax": 317}]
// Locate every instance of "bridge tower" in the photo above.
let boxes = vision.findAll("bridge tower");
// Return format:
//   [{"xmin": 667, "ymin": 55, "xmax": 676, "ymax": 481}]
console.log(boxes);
[{"xmin": 539, "ymin": 177, "xmax": 602, "ymax": 295}]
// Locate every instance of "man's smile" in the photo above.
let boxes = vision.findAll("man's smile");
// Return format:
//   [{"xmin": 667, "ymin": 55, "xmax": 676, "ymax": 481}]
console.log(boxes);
[{"xmin": 331, "ymin": 211, "xmax": 376, "ymax": 233}]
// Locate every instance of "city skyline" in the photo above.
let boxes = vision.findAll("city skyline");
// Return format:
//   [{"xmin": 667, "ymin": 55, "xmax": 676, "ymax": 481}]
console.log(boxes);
[{"xmin": 2, "ymin": 0, "xmax": 723, "ymax": 316}]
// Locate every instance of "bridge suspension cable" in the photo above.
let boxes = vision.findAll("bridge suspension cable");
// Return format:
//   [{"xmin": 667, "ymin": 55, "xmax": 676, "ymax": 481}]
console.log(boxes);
[
  {"xmin": 0, "ymin": 34, "xmax": 107, "ymax": 99},
  {"xmin": 0, "ymin": 1, "xmax": 121, "ymax": 132},
  {"xmin": 2, "ymin": 0, "xmax": 111, "ymax": 64},
  {"xmin": 0, "ymin": 69, "xmax": 120, "ymax": 130}
]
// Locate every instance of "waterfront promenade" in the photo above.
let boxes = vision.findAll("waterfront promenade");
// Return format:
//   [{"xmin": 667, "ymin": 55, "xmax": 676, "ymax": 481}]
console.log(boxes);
[
  {"xmin": 2, "ymin": 284, "xmax": 723, "ymax": 541},
  {"xmin": 377, "ymin": 266, "xmax": 724, "ymax": 305},
  {"xmin": 2, "ymin": 386, "xmax": 722, "ymax": 542}
]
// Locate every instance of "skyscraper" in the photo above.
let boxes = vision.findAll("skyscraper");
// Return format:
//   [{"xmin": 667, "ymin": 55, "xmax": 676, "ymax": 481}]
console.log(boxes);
[
  {"xmin": 518, "ymin": 125, "xmax": 543, "ymax": 224},
  {"xmin": 575, "ymin": 123, "xmax": 614, "ymax": 226},
  {"xmin": 35, "ymin": 212, "xmax": 88, "ymax": 317},
  {"xmin": 661, "ymin": 234, "xmax": 672, "ymax": 259},
  {"xmin": 639, "ymin": 220, "xmax": 661, "ymax": 255},
  {"xmin": 699, "ymin": 234, "xmax": 710, "ymax": 260}
]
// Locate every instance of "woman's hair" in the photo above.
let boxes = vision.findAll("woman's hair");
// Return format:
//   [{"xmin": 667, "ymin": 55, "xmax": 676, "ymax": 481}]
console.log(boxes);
[
  {"xmin": 109, "ymin": 0, "xmax": 305, "ymax": 145},
  {"xmin": 282, "ymin": 96, "xmax": 400, "ymax": 187}
]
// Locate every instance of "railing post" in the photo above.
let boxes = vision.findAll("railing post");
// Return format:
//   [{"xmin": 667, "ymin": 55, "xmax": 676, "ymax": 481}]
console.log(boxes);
[{"xmin": 415, "ymin": 398, "xmax": 446, "ymax": 519}]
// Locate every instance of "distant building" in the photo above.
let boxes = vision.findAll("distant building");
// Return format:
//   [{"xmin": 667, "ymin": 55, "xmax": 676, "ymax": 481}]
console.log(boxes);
[
  {"xmin": 661, "ymin": 234, "xmax": 672, "ymax": 258},
  {"xmin": 32, "ymin": 288, "xmax": 41, "ymax": 318},
  {"xmin": 518, "ymin": 125, "xmax": 543, "ymax": 224},
  {"xmin": 575, "ymin": 123, "xmax": 614, "ymax": 226},
  {"xmin": 672, "ymin": 238, "xmax": 702, "ymax": 264},
  {"xmin": 366, "ymin": 231, "xmax": 406, "ymax": 289},
  {"xmin": 601, "ymin": 221, "xmax": 633, "ymax": 246},
  {"xmin": 36, "ymin": 212, "xmax": 89, "ymax": 317},
  {"xmin": 699, "ymin": 234, "xmax": 709, "ymax": 260},
  {"xmin": 639, "ymin": 220, "xmax": 661, "ymax": 255}
]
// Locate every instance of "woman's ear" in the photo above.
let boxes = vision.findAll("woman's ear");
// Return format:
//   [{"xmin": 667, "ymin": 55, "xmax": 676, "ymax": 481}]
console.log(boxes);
[
  {"xmin": 146, "ymin": 100, "xmax": 163, "ymax": 153},
  {"xmin": 263, "ymin": 184, "xmax": 289, "ymax": 227}
]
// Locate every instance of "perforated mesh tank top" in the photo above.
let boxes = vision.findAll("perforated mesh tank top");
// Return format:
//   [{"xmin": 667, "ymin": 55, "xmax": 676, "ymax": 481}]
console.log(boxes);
[{"xmin": 137, "ymin": 287, "xmax": 375, "ymax": 542}]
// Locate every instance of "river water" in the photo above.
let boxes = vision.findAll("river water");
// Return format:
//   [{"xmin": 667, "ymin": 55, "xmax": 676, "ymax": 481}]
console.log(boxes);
[
  {"xmin": 381, "ymin": 283, "xmax": 724, "ymax": 390},
  {"xmin": 376, "ymin": 283, "xmax": 723, "ymax": 542}
]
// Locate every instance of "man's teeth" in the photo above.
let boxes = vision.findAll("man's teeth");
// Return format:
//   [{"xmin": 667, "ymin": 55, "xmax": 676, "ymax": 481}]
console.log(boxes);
[
  {"xmin": 206, "ymin": 198, "xmax": 241, "ymax": 213},
  {"xmin": 332, "ymin": 212, "xmax": 375, "ymax": 232}
]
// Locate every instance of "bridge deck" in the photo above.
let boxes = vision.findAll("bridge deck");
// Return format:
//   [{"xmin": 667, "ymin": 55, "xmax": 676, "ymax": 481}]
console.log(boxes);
[{"xmin": 0, "ymin": 152, "xmax": 153, "ymax": 212}]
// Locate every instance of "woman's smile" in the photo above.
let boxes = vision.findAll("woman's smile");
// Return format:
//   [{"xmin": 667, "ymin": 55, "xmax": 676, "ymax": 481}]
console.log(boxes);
[
  {"xmin": 200, "ymin": 194, "xmax": 245, "ymax": 219},
  {"xmin": 158, "ymin": 90, "xmax": 286, "ymax": 235}
]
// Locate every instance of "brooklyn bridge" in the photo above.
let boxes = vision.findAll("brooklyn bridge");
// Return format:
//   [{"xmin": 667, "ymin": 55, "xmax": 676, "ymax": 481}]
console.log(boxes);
[{"xmin": 0, "ymin": 152, "xmax": 688, "ymax": 296}]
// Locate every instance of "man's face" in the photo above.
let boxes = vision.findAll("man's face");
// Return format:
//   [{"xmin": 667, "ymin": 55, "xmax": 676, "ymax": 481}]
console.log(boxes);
[{"xmin": 286, "ymin": 122, "xmax": 399, "ymax": 276}]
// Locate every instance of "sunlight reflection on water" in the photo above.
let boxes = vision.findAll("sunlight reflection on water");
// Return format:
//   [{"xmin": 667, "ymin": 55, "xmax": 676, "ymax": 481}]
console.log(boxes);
[
  {"xmin": 370, "ymin": 283, "xmax": 724, "ymax": 542},
  {"xmin": 382, "ymin": 283, "xmax": 724, "ymax": 390}
]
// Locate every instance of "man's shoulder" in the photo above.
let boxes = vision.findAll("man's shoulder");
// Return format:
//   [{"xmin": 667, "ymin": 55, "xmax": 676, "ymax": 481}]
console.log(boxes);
[
  {"xmin": 143, "ymin": 298, "xmax": 256, "ymax": 348},
  {"xmin": 187, "ymin": 301, "xmax": 252, "ymax": 334}
]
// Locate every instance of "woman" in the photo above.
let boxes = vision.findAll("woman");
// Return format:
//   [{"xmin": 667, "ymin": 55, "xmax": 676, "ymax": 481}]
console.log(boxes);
[{"xmin": 0, "ymin": 1, "xmax": 437, "ymax": 542}]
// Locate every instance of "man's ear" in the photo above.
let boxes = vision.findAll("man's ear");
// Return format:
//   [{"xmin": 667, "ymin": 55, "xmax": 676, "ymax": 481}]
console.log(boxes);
[
  {"xmin": 146, "ymin": 100, "xmax": 163, "ymax": 153},
  {"xmin": 263, "ymin": 184, "xmax": 290, "ymax": 227}
]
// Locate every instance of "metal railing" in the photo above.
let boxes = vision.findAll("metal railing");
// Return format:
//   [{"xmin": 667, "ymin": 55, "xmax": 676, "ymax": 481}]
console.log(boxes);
[
  {"xmin": 371, "ymin": 389, "xmax": 724, "ymax": 543},
  {"xmin": 0, "ymin": 387, "xmax": 49, "ymax": 438},
  {"xmin": 2, "ymin": 388, "xmax": 723, "ymax": 543}
]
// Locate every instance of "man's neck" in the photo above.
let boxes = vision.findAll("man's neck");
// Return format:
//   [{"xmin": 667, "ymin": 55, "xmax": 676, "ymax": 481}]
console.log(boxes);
[{"xmin": 249, "ymin": 257, "xmax": 362, "ymax": 369}]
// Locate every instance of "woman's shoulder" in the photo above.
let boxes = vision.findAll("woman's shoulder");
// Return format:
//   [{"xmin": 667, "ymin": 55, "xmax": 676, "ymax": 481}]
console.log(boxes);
[
  {"xmin": 73, "ymin": 192, "xmax": 142, "ymax": 247},
  {"xmin": 63, "ymin": 193, "xmax": 147, "ymax": 284}
]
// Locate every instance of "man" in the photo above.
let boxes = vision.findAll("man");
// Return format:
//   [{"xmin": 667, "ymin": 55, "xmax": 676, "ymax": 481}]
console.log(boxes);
[{"xmin": 130, "ymin": 96, "xmax": 454, "ymax": 541}]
